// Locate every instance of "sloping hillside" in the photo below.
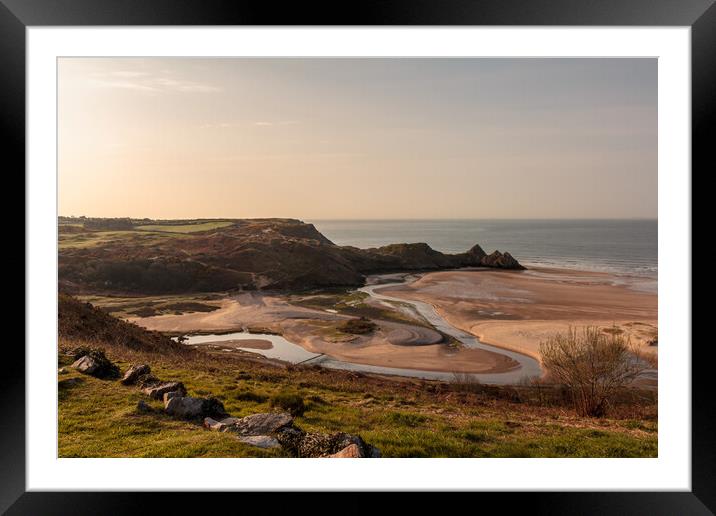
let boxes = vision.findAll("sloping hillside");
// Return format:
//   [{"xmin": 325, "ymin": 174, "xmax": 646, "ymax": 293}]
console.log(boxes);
[
  {"xmin": 59, "ymin": 293, "xmax": 189, "ymax": 354},
  {"xmin": 58, "ymin": 218, "xmax": 524, "ymax": 295}
]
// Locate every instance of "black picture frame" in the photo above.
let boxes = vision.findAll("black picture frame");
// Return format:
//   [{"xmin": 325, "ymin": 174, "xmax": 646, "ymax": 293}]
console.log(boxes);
[{"xmin": 5, "ymin": 0, "xmax": 711, "ymax": 512}]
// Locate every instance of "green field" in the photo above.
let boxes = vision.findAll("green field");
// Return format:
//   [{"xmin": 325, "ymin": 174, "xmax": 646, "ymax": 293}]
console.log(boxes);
[
  {"xmin": 58, "ymin": 352, "xmax": 657, "ymax": 458},
  {"xmin": 58, "ymin": 230, "xmax": 191, "ymax": 250},
  {"xmin": 135, "ymin": 221, "xmax": 234, "ymax": 233}
]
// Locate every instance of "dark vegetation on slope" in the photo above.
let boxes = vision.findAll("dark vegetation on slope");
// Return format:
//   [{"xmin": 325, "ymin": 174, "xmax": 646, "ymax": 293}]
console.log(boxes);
[
  {"xmin": 59, "ymin": 293, "xmax": 190, "ymax": 356},
  {"xmin": 59, "ymin": 217, "xmax": 524, "ymax": 295}
]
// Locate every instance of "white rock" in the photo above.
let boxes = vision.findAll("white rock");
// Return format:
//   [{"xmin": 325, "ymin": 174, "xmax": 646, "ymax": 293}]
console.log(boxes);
[{"xmin": 239, "ymin": 435, "xmax": 281, "ymax": 449}]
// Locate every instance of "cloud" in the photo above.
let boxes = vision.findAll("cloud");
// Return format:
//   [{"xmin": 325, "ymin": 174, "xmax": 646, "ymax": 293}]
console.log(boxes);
[
  {"xmin": 198, "ymin": 120, "xmax": 301, "ymax": 129},
  {"xmin": 88, "ymin": 70, "xmax": 220, "ymax": 94},
  {"xmin": 254, "ymin": 120, "xmax": 299, "ymax": 127},
  {"xmin": 199, "ymin": 122, "xmax": 239, "ymax": 129},
  {"xmin": 109, "ymin": 71, "xmax": 150, "ymax": 78}
]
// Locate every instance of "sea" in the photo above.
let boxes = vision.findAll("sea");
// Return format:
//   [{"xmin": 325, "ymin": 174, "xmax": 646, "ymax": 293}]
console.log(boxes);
[{"xmin": 309, "ymin": 219, "xmax": 657, "ymax": 281}]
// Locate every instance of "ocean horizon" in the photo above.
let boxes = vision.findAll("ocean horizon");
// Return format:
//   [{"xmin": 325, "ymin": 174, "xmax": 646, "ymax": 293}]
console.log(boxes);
[{"xmin": 309, "ymin": 219, "xmax": 658, "ymax": 281}]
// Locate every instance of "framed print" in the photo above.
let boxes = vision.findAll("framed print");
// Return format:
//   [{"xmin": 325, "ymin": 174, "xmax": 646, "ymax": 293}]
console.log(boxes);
[{"xmin": 6, "ymin": 0, "xmax": 713, "ymax": 512}]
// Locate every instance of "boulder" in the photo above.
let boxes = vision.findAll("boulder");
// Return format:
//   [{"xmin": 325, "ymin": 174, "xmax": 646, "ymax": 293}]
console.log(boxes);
[
  {"xmin": 71, "ymin": 355, "xmax": 101, "ymax": 375},
  {"xmin": 202, "ymin": 397, "xmax": 229, "ymax": 419},
  {"xmin": 224, "ymin": 412, "xmax": 294, "ymax": 436},
  {"xmin": 204, "ymin": 417, "xmax": 233, "ymax": 432},
  {"xmin": 136, "ymin": 373, "xmax": 160, "ymax": 388},
  {"xmin": 120, "ymin": 364, "xmax": 151, "ymax": 385},
  {"xmin": 326, "ymin": 444, "xmax": 362, "ymax": 458},
  {"xmin": 162, "ymin": 391, "xmax": 183, "ymax": 405},
  {"xmin": 239, "ymin": 435, "xmax": 281, "ymax": 449},
  {"xmin": 70, "ymin": 350, "xmax": 120, "ymax": 378},
  {"xmin": 164, "ymin": 396, "xmax": 205, "ymax": 419},
  {"xmin": 143, "ymin": 381, "xmax": 186, "ymax": 400},
  {"xmin": 276, "ymin": 429, "xmax": 380, "ymax": 458},
  {"xmin": 165, "ymin": 396, "xmax": 228, "ymax": 420}
]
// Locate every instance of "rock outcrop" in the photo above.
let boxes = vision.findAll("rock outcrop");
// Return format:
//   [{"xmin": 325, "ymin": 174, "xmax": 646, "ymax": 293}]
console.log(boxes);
[
  {"xmin": 142, "ymin": 381, "xmax": 187, "ymax": 400},
  {"xmin": 120, "ymin": 364, "xmax": 151, "ymax": 385},
  {"xmin": 222, "ymin": 412, "xmax": 294, "ymax": 436},
  {"xmin": 327, "ymin": 444, "xmax": 362, "ymax": 458},
  {"xmin": 238, "ymin": 435, "xmax": 281, "ymax": 449},
  {"xmin": 164, "ymin": 396, "xmax": 206, "ymax": 419},
  {"xmin": 480, "ymin": 251, "xmax": 526, "ymax": 270},
  {"xmin": 275, "ymin": 428, "xmax": 381, "ymax": 458},
  {"xmin": 70, "ymin": 350, "xmax": 120, "ymax": 379}
]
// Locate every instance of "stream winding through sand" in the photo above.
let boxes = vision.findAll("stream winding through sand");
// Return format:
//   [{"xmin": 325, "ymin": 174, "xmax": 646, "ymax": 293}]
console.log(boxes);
[{"xmin": 183, "ymin": 274, "xmax": 542, "ymax": 385}]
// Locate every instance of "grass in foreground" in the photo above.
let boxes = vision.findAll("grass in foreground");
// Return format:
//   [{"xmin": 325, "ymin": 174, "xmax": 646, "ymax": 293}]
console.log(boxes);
[{"xmin": 58, "ymin": 351, "xmax": 657, "ymax": 458}]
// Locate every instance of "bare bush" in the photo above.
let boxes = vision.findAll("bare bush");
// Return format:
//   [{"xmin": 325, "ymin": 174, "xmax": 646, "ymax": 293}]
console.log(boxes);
[
  {"xmin": 539, "ymin": 326, "xmax": 645, "ymax": 417},
  {"xmin": 450, "ymin": 372, "xmax": 482, "ymax": 393}
]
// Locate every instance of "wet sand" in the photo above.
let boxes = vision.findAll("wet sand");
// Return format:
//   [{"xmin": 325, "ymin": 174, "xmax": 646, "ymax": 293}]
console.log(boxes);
[
  {"xmin": 379, "ymin": 267, "xmax": 658, "ymax": 361},
  {"xmin": 130, "ymin": 291, "xmax": 520, "ymax": 374},
  {"xmin": 283, "ymin": 320, "xmax": 519, "ymax": 374}
]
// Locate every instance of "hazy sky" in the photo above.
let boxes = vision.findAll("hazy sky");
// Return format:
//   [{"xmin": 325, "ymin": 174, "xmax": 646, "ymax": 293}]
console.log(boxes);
[{"xmin": 58, "ymin": 58, "xmax": 657, "ymax": 220}]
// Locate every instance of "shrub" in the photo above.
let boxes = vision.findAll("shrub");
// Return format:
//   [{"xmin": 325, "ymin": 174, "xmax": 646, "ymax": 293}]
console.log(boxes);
[
  {"xmin": 337, "ymin": 317, "xmax": 377, "ymax": 335},
  {"xmin": 450, "ymin": 372, "xmax": 482, "ymax": 393},
  {"xmin": 539, "ymin": 326, "xmax": 645, "ymax": 417},
  {"xmin": 269, "ymin": 392, "xmax": 306, "ymax": 416}
]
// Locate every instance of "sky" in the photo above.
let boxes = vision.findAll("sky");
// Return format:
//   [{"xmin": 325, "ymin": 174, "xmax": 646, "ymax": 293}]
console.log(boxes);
[{"xmin": 58, "ymin": 58, "xmax": 657, "ymax": 220}]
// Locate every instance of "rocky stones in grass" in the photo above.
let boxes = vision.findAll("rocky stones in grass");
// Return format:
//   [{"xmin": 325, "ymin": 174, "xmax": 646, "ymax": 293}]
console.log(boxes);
[
  {"xmin": 202, "ymin": 397, "xmax": 229, "ymax": 419},
  {"xmin": 201, "ymin": 409, "xmax": 381, "ymax": 456},
  {"xmin": 203, "ymin": 417, "xmax": 233, "ymax": 432},
  {"xmin": 71, "ymin": 349, "xmax": 120, "ymax": 379},
  {"xmin": 165, "ymin": 396, "xmax": 206, "ymax": 419},
  {"xmin": 204, "ymin": 413, "xmax": 294, "ymax": 436},
  {"xmin": 143, "ymin": 381, "xmax": 187, "ymax": 400},
  {"xmin": 238, "ymin": 435, "xmax": 281, "ymax": 449},
  {"xmin": 164, "ymin": 395, "xmax": 228, "ymax": 420},
  {"xmin": 225, "ymin": 412, "xmax": 294, "ymax": 436},
  {"xmin": 163, "ymin": 391, "xmax": 183, "ymax": 404},
  {"xmin": 276, "ymin": 429, "xmax": 381, "ymax": 458},
  {"xmin": 120, "ymin": 364, "xmax": 151, "ymax": 385},
  {"xmin": 326, "ymin": 444, "xmax": 362, "ymax": 458}
]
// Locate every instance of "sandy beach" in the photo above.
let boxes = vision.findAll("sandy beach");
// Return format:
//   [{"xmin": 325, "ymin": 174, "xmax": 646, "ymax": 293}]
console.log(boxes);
[
  {"xmin": 129, "ymin": 266, "xmax": 656, "ymax": 374},
  {"xmin": 379, "ymin": 267, "xmax": 658, "ymax": 362},
  {"xmin": 130, "ymin": 291, "xmax": 521, "ymax": 374}
]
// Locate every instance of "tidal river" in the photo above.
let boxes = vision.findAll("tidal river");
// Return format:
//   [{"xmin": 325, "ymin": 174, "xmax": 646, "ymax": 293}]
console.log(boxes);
[{"xmin": 182, "ymin": 274, "xmax": 542, "ymax": 385}]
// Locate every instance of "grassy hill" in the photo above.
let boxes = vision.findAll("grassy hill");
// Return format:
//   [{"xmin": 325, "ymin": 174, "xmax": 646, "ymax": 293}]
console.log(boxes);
[
  {"xmin": 58, "ymin": 217, "xmax": 521, "ymax": 295},
  {"xmin": 58, "ymin": 295, "xmax": 658, "ymax": 458}
]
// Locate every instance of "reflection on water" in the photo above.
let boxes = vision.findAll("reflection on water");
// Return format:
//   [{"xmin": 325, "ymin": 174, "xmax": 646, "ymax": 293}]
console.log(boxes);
[{"xmin": 183, "ymin": 332, "xmax": 320, "ymax": 363}]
